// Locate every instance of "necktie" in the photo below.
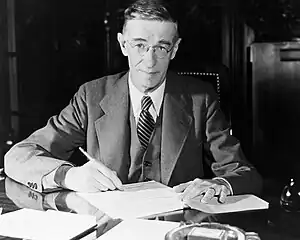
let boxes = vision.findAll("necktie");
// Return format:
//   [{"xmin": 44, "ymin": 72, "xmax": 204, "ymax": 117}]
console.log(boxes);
[{"xmin": 137, "ymin": 95, "xmax": 155, "ymax": 149}]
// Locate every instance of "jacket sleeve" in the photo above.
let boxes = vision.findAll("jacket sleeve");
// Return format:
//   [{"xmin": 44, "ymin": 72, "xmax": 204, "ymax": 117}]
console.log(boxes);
[
  {"xmin": 4, "ymin": 84, "xmax": 88, "ymax": 192},
  {"xmin": 204, "ymin": 85, "xmax": 262, "ymax": 195}
]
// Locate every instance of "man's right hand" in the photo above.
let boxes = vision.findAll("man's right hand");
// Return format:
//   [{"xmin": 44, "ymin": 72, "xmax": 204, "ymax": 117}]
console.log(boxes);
[{"xmin": 64, "ymin": 160, "xmax": 123, "ymax": 192}]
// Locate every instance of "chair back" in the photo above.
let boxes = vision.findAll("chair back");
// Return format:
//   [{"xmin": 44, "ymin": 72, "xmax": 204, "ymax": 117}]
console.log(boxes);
[
  {"xmin": 177, "ymin": 69, "xmax": 232, "ymax": 178},
  {"xmin": 177, "ymin": 71, "xmax": 221, "ymax": 102},
  {"xmin": 177, "ymin": 71, "xmax": 231, "ymax": 123}
]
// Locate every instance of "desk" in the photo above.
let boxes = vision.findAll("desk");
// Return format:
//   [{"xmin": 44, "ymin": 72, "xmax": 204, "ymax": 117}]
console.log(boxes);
[{"xmin": 0, "ymin": 177, "xmax": 300, "ymax": 240}]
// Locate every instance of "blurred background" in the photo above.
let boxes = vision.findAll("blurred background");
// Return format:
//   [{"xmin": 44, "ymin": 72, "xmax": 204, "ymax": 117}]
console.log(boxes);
[{"xmin": 1, "ymin": 0, "xmax": 300, "ymax": 190}]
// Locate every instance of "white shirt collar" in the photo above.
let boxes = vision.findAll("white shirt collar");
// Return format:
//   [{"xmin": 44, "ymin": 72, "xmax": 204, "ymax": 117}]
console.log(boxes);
[{"xmin": 128, "ymin": 73, "xmax": 166, "ymax": 120}]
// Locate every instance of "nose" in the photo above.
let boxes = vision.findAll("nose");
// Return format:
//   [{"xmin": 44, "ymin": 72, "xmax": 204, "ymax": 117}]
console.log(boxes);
[{"xmin": 142, "ymin": 47, "xmax": 157, "ymax": 68}]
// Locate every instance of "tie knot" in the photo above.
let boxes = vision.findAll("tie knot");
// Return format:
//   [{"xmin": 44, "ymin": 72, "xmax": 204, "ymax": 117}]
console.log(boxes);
[{"xmin": 141, "ymin": 96, "xmax": 152, "ymax": 111}]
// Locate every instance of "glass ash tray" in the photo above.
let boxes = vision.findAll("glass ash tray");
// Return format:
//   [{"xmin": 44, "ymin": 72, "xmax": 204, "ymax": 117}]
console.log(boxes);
[{"xmin": 165, "ymin": 222, "xmax": 260, "ymax": 240}]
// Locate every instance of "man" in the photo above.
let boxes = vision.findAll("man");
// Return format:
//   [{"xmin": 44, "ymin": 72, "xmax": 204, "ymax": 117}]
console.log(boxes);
[{"xmin": 4, "ymin": 0, "xmax": 262, "ymax": 204}]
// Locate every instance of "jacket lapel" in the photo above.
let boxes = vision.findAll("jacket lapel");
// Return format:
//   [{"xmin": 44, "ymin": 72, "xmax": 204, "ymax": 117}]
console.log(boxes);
[
  {"xmin": 94, "ymin": 72, "xmax": 130, "ymax": 182},
  {"xmin": 93, "ymin": 71, "xmax": 192, "ymax": 184},
  {"xmin": 161, "ymin": 72, "xmax": 192, "ymax": 185}
]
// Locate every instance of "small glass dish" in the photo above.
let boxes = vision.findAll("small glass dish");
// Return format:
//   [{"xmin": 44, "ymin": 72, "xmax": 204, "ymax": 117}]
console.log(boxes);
[{"xmin": 165, "ymin": 222, "xmax": 260, "ymax": 240}]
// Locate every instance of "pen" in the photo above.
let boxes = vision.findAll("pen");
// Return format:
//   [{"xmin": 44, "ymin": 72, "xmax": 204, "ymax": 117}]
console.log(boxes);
[
  {"xmin": 78, "ymin": 147, "xmax": 94, "ymax": 162},
  {"xmin": 78, "ymin": 147, "xmax": 123, "ymax": 190}
]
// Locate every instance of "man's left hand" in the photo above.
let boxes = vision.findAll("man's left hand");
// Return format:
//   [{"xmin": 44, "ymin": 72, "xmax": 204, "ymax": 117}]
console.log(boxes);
[{"xmin": 173, "ymin": 178, "xmax": 231, "ymax": 203}]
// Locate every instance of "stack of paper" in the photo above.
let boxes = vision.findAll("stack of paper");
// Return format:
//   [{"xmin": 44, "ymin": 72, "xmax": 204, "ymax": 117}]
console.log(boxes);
[
  {"xmin": 186, "ymin": 194, "xmax": 269, "ymax": 214},
  {"xmin": 78, "ymin": 182, "xmax": 184, "ymax": 219},
  {"xmin": 0, "ymin": 209, "xmax": 97, "ymax": 240},
  {"xmin": 78, "ymin": 181, "xmax": 269, "ymax": 219}
]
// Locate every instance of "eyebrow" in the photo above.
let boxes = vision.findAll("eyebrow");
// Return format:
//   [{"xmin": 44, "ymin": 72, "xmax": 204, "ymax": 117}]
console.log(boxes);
[
  {"xmin": 131, "ymin": 38, "xmax": 172, "ymax": 46},
  {"xmin": 131, "ymin": 38, "xmax": 147, "ymax": 42},
  {"xmin": 157, "ymin": 40, "xmax": 172, "ymax": 46}
]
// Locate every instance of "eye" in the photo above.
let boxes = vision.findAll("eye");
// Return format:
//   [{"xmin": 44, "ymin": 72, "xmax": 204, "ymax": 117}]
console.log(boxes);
[
  {"xmin": 157, "ymin": 46, "xmax": 168, "ymax": 52},
  {"xmin": 135, "ymin": 43, "xmax": 146, "ymax": 49}
]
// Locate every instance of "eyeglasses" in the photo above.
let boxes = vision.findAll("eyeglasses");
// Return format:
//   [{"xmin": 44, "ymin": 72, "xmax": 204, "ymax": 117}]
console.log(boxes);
[{"xmin": 126, "ymin": 41, "xmax": 174, "ymax": 59}]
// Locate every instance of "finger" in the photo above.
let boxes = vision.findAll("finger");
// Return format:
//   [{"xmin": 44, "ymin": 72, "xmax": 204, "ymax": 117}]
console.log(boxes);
[
  {"xmin": 181, "ymin": 180, "xmax": 206, "ymax": 201},
  {"xmin": 93, "ymin": 181, "xmax": 109, "ymax": 192},
  {"xmin": 85, "ymin": 178, "xmax": 108, "ymax": 192},
  {"xmin": 84, "ymin": 185, "xmax": 105, "ymax": 193},
  {"xmin": 181, "ymin": 184, "xmax": 201, "ymax": 201},
  {"xmin": 91, "ymin": 163, "xmax": 119, "ymax": 190},
  {"xmin": 212, "ymin": 183, "xmax": 222, "ymax": 196},
  {"xmin": 94, "ymin": 162, "xmax": 123, "ymax": 190},
  {"xmin": 92, "ymin": 169, "xmax": 116, "ymax": 190},
  {"xmin": 218, "ymin": 186, "xmax": 230, "ymax": 203},
  {"xmin": 109, "ymin": 171, "xmax": 124, "ymax": 190},
  {"xmin": 201, "ymin": 188, "xmax": 216, "ymax": 203},
  {"xmin": 102, "ymin": 170, "xmax": 123, "ymax": 190},
  {"xmin": 173, "ymin": 181, "xmax": 193, "ymax": 193}
]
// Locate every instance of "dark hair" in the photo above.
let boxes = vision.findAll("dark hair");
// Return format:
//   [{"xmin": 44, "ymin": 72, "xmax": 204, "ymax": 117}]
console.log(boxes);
[{"xmin": 123, "ymin": 0, "xmax": 179, "ymax": 38}]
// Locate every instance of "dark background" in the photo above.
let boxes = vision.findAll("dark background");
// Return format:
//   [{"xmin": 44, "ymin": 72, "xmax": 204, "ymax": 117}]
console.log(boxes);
[
  {"xmin": 7, "ymin": 0, "xmax": 227, "ymax": 139},
  {"xmin": 1, "ymin": 0, "xmax": 300, "ymax": 187}
]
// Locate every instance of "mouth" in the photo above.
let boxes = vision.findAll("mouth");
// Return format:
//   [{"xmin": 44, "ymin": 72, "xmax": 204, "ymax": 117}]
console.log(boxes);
[{"xmin": 139, "ymin": 69, "xmax": 159, "ymax": 75}]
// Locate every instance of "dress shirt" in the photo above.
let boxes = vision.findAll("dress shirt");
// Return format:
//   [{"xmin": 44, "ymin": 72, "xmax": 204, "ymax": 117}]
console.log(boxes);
[{"xmin": 128, "ymin": 74, "xmax": 166, "ymax": 124}]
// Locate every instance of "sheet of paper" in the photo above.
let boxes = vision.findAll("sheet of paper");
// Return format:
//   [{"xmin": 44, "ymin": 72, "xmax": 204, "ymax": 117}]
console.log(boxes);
[
  {"xmin": 97, "ymin": 219, "xmax": 179, "ymax": 240},
  {"xmin": 121, "ymin": 180, "xmax": 168, "ymax": 191},
  {"xmin": 186, "ymin": 194, "xmax": 269, "ymax": 214},
  {"xmin": 78, "ymin": 181, "xmax": 184, "ymax": 219},
  {"xmin": 0, "ymin": 209, "xmax": 96, "ymax": 240}
]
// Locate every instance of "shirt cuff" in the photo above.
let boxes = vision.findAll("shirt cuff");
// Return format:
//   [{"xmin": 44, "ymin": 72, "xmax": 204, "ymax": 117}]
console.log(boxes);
[
  {"xmin": 213, "ymin": 177, "xmax": 233, "ymax": 195},
  {"xmin": 54, "ymin": 165, "xmax": 73, "ymax": 188},
  {"xmin": 42, "ymin": 192, "xmax": 60, "ymax": 210},
  {"xmin": 42, "ymin": 164, "xmax": 73, "ymax": 192},
  {"xmin": 42, "ymin": 167, "xmax": 60, "ymax": 190}
]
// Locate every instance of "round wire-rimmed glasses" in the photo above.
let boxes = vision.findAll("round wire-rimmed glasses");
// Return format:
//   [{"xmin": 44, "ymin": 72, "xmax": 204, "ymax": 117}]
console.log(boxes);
[{"xmin": 126, "ymin": 40, "xmax": 174, "ymax": 58}]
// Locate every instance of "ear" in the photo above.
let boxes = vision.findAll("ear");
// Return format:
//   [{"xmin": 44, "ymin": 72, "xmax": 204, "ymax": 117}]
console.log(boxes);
[
  {"xmin": 117, "ymin": 32, "xmax": 128, "ymax": 56},
  {"xmin": 170, "ymin": 38, "xmax": 182, "ymax": 60}
]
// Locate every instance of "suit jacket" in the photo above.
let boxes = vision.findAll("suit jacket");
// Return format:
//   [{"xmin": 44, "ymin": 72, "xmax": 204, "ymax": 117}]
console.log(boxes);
[
  {"xmin": 5, "ymin": 177, "xmax": 103, "ymax": 215},
  {"xmin": 4, "ymin": 71, "xmax": 262, "ymax": 194}
]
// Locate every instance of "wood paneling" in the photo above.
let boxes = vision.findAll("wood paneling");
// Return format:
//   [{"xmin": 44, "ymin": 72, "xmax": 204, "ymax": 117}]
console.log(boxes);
[{"xmin": 0, "ymin": 0, "xmax": 10, "ymax": 165}]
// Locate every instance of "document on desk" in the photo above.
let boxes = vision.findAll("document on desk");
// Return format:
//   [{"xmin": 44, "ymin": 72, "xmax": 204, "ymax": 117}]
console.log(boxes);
[
  {"xmin": 186, "ymin": 194, "xmax": 269, "ymax": 214},
  {"xmin": 97, "ymin": 219, "xmax": 179, "ymax": 240},
  {"xmin": 78, "ymin": 181, "xmax": 184, "ymax": 220},
  {"xmin": 0, "ymin": 208, "xmax": 97, "ymax": 240}
]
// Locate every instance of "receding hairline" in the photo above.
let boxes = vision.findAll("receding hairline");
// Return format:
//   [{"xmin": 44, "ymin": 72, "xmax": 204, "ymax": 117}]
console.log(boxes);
[
  {"xmin": 122, "ymin": 17, "xmax": 179, "ymax": 41},
  {"xmin": 122, "ymin": 0, "xmax": 179, "ymax": 40}
]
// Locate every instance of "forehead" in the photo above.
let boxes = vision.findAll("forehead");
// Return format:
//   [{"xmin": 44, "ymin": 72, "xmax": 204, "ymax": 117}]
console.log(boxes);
[{"xmin": 124, "ymin": 19, "xmax": 177, "ymax": 43}]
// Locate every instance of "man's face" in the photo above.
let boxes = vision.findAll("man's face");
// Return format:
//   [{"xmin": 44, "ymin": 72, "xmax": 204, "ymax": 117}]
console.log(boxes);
[{"xmin": 118, "ymin": 19, "xmax": 181, "ymax": 93}]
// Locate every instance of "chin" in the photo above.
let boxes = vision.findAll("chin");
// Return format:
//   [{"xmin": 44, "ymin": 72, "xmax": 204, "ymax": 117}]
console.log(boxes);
[{"xmin": 143, "ymin": 82, "xmax": 162, "ymax": 93}]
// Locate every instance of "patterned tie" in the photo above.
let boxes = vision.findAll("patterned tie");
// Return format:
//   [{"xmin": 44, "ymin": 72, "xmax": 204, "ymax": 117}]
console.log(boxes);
[{"xmin": 137, "ymin": 95, "xmax": 155, "ymax": 149}]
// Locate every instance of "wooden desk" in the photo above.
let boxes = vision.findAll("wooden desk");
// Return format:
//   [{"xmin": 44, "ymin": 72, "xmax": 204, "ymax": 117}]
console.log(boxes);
[{"xmin": 0, "ymin": 177, "xmax": 300, "ymax": 240}]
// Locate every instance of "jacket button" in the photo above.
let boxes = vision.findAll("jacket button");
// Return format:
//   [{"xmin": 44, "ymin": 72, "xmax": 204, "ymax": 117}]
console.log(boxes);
[{"xmin": 144, "ymin": 161, "xmax": 152, "ymax": 167}]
